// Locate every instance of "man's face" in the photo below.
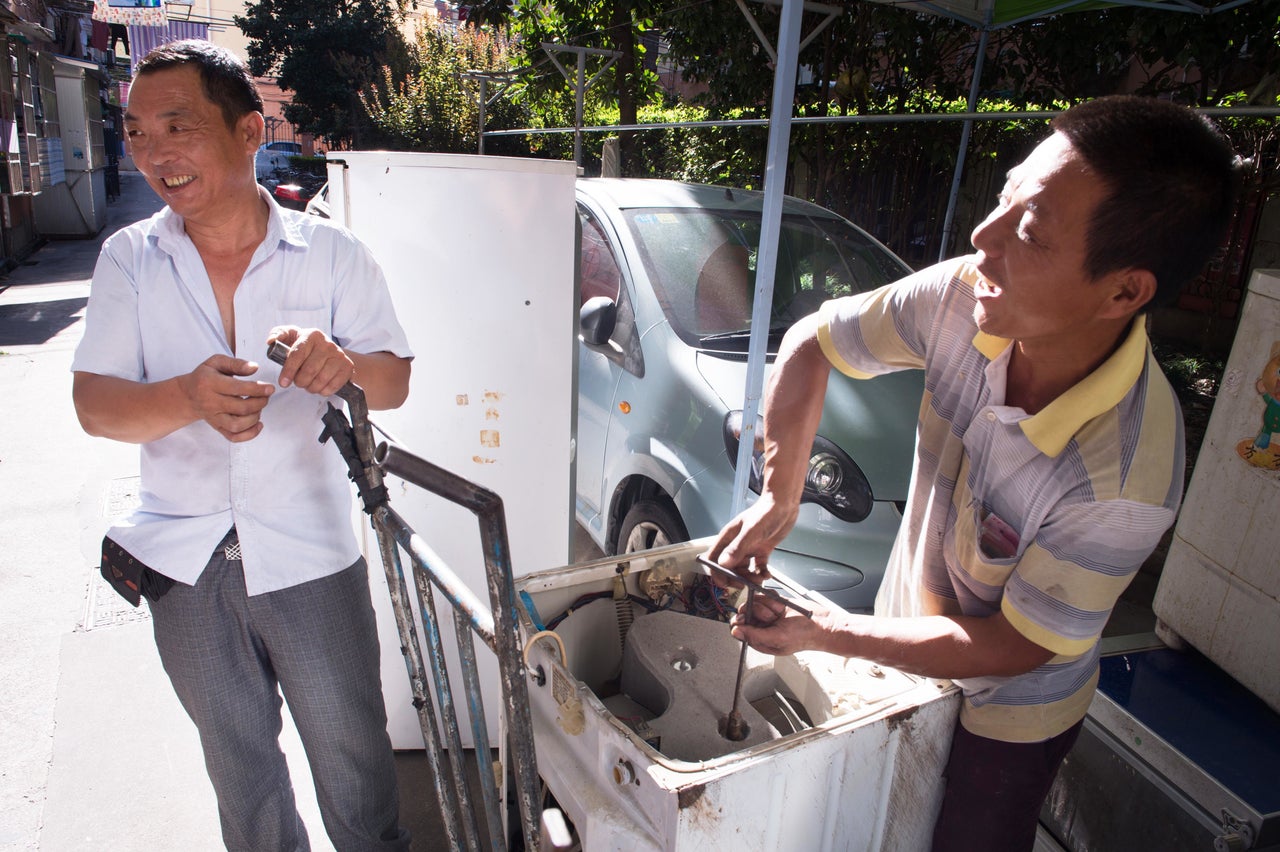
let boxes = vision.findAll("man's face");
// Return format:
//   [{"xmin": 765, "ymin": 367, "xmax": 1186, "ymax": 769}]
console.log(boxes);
[
  {"xmin": 124, "ymin": 65, "xmax": 260, "ymax": 224},
  {"xmin": 969, "ymin": 132, "xmax": 1122, "ymax": 346}
]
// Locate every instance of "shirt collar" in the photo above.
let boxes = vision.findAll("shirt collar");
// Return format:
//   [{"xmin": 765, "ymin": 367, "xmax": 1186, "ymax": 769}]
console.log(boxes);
[
  {"xmin": 972, "ymin": 317, "xmax": 1150, "ymax": 458},
  {"xmin": 150, "ymin": 184, "xmax": 309, "ymax": 255}
]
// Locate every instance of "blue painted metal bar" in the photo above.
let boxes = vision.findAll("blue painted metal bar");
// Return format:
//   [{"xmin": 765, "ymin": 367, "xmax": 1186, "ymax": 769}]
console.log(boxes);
[
  {"xmin": 937, "ymin": 19, "xmax": 990, "ymax": 263},
  {"xmin": 382, "ymin": 507, "xmax": 487, "ymax": 851},
  {"xmin": 371, "ymin": 512, "xmax": 468, "ymax": 850},
  {"xmin": 729, "ymin": 0, "xmax": 805, "ymax": 516},
  {"xmin": 453, "ymin": 608, "xmax": 506, "ymax": 850}
]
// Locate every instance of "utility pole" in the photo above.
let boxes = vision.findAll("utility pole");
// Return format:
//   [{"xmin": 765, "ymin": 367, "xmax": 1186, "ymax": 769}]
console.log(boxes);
[
  {"xmin": 541, "ymin": 43, "xmax": 620, "ymax": 167},
  {"xmin": 461, "ymin": 69, "xmax": 521, "ymax": 155}
]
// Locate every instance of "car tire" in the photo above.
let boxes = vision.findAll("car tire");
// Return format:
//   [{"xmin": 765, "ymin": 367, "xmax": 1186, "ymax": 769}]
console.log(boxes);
[{"xmin": 615, "ymin": 499, "xmax": 689, "ymax": 555}]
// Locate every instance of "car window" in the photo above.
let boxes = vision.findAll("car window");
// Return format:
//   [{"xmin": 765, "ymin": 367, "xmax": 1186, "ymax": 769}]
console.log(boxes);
[
  {"xmin": 624, "ymin": 208, "xmax": 909, "ymax": 351},
  {"xmin": 577, "ymin": 204, "xmax": 645, "ymax": 377},
  {"xmin": 579, "ymin": 209, "xmax": 622, "ymax": 303}
]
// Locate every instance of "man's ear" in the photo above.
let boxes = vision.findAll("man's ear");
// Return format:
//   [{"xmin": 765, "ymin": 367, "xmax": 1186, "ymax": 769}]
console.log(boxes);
[
  {"xmin": 240, "ymin": 111, "xmax": 265, "ymax": 152},
  {"xmin": 1101, "ymin": 268, "xmax": 1157, "ymax": 319}
]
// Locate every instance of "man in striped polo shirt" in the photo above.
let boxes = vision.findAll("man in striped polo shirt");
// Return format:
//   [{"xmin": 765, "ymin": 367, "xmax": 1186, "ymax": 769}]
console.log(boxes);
[{"xmin": 709, "ymin": 96, "xmax": 1238, "ymax": 851}]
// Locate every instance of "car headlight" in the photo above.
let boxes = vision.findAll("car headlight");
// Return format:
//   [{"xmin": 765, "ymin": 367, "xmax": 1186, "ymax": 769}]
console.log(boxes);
[{"xmin": 722, "ymin": 410, "xmax": 874, "ymax": 523}]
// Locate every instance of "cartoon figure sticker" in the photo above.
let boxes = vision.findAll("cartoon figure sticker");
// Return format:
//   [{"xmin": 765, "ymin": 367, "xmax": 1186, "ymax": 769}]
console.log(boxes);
[{"xmin": 1237, "ymin": 339, "xmax": 1280, "ymax": 471}]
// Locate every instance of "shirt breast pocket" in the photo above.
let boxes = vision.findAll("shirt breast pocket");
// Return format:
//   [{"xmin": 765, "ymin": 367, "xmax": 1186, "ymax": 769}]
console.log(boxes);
[
  {"xmin": 975, "ymin": 506, "xmax": 1021, "ymax": 562},
  {"xmin": 276, "ymin": 308, "xmax": 332, "ymax": 339}
]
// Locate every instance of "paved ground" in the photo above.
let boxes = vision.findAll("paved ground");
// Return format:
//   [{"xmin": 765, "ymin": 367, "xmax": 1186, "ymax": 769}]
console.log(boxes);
[{"xmin": 0, "ymin": 171, "xmax": 594, "ymax": 851}]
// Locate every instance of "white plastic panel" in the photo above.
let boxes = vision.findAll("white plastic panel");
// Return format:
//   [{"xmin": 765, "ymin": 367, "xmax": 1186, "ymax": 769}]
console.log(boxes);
[{"xmin": 1155, "ymin": 268, "xmax": 1280, "ymax": 713}]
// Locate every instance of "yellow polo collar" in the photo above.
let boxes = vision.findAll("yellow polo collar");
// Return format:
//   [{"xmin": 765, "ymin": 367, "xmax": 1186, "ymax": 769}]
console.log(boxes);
[{"xmin": 973, "ymin": 317, "xmax": 1149, "ymax": 458}]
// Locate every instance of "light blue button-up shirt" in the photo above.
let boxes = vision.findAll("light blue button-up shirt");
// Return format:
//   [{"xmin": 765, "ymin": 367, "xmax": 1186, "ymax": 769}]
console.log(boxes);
[{"xmin": 73, "ymin": 192, "xmax": 413, "ymax": 595}]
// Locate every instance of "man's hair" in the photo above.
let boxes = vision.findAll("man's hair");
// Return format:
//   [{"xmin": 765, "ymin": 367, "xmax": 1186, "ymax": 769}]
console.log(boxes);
[
  {"xmin": 133, "ymin": 39, "xmax": 263, "ymax": 129},
  {"xmin": 1051, "ymin": 95, "xmax": 1240, "ymax": 308}
]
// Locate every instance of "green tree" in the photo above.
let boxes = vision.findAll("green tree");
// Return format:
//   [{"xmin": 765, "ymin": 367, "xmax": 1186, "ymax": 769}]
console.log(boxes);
[
  {"xmin": 661, "ymin": 1, "xmax": 1277, "ymax": 112},
  {"xmin": 363, "ymin": 21, "xmax": 535, "ymax": 155},
  {"xmin": 504, "ymin": 0, "xmax": 663, "ymax": 165},
  {"xmin": 236, "ymin": 0, "xmax": 412, "ymax": 147},
  {"xmin": 661, "ymin": 2, "xmax": 976, "ymax": 116},
  {"xmin": 981, "ymin": 3, "xmax": 1280, "ymax": 106}
]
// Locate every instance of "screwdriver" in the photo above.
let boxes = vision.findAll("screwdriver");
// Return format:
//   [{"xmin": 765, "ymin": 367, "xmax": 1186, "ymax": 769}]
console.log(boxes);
[{"xmin": 723, "ymin": 586, "xmax": 754, "ymax": 742}]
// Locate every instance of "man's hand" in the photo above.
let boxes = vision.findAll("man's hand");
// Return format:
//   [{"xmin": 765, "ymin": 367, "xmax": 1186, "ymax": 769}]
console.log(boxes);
[
  {"xmin": 268, "ymin": 326, "xmax": 354, "ymax": 397},
  {"xmin": 730, "ymin": 595, "xmax": 840, "ymax": 656},
  {"xmin": 174, "ymin": 355, "xmax": 274, "ymax": 442},
  {"xmin": 705, "ymin": 493, "xmax": 800, "ymax": 585}
]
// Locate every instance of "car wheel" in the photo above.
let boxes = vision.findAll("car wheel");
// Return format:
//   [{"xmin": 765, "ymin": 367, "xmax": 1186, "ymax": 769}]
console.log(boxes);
[{"xmin": 615, "ymin": 499, "xmax": 689, "ymax": 555}]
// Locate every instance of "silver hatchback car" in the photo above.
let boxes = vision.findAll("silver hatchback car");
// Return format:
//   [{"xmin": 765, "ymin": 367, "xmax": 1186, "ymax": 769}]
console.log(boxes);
[{"xmin": 574, "ymin": 179, "xmax": 923, "ymax": 611}]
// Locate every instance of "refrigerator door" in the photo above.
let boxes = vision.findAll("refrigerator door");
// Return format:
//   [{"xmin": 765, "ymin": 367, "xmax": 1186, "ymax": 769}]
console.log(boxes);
[{"xmin": 329, "ymin": 152, "xmax": 579, "ymax": 746}]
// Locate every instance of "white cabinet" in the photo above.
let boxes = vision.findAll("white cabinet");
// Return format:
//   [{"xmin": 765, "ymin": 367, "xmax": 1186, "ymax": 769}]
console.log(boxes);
[{"xmin": 1155, "ymin": 268, "xmax": 1280, "ymax": 714}]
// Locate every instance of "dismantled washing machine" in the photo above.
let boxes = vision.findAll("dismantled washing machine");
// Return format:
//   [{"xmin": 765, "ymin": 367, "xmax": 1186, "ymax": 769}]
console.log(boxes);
[{"xmin": 514, "ymin": 540, "xmax": 960, "ymax": 851}]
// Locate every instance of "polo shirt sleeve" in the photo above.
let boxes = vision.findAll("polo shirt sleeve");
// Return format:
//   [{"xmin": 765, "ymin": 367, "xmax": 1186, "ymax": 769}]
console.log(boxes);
[
  {"xmin": 327, "ymin": 229, "xmax": 413, "ymax": 361},
  {"xmin": 816, "ymin": 262, "xmax": 953, "ymax": 379},
  {"xmin": 71, "ymin": 230, "xmax": 145, "ymax": 381}
]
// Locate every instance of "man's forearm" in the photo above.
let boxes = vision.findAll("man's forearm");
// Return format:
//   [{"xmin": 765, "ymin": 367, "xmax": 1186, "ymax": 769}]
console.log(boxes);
[
  {"xmin": 815, "ymin": 610, "xmax": 1055, "ymax": 680},
  {"xmin": 759, "ymin": 314, "xmax": 832, "ymax": 505},
  {"xmin": 348, "ymin": 352, "xmax": 411, "ymax": 410},
  {"xmin": 73, "ymin": 372, "xmax": 197, "ymax": 443}
]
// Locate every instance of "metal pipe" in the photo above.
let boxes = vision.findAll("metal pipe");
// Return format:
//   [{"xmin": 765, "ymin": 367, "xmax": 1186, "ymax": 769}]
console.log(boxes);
[
  {"xmin": 379, "ymin": 505, "xmax": 496, "ymax": 647},
  {"xmin": 482, "ymin": 106, "xmax": 1280, "ymax": 138},
  {"xmin": 938, "ymin": 21, "xmax": 990, "ymax": 263},
  {"xmin": 372, "ymin": 512, "xmax": 468, "ymax": 850},
  {"xmin": 383, "ymin": 509, "xmax": 485, "ymax": 851},
  {"xmin": 376, "ymin": 441, "xmax": 543, "ymax": 851},
  {"xmin": 453, "ymin": 609, "xmax": 506, "ymax": 851},
  {"xmin": 730, "ymin": 0, "xmax": 803, "ymax": 516}
]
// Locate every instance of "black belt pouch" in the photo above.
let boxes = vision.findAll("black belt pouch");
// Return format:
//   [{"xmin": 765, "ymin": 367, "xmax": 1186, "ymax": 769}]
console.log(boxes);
[{"xmin": 100, "ymin": 536, "xmax": 175, "ymax": 607}]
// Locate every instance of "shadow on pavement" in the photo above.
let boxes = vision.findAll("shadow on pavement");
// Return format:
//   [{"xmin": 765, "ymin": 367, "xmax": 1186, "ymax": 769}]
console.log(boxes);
[{"xmin": 0, "ymin": 296, "xmax": 88, "ymax": 346}]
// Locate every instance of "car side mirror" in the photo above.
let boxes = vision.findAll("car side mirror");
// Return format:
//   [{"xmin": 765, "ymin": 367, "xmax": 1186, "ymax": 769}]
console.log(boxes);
[{"xmin": 579, "ymin": 296, "xmax": 617, "ymax": 346}]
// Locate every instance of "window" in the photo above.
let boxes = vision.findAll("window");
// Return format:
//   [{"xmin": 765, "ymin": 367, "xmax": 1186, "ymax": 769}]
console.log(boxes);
[{"xmin": 579, "ymin": 208, "xmax": 622, "ymax": 304}]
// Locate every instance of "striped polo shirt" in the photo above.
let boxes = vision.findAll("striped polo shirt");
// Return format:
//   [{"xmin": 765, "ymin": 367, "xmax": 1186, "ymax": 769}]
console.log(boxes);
[{"xmin": 817, "ymin": 258, "xmax": 1184, "ymax": 743}]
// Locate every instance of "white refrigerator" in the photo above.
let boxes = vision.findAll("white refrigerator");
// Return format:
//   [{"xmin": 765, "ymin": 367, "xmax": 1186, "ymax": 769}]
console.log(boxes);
[{"xmin": 327, "ymin": 152, "xmax": 579, "ymax": 747}]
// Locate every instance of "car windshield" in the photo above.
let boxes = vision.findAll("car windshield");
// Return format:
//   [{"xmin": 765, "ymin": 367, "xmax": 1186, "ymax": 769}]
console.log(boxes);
[{"xmin": 623, "ymin": 207, "xmax": 909, "ymax": 352}]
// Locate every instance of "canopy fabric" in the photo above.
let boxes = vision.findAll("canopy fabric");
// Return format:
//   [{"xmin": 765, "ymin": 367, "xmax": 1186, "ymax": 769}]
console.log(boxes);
[{"xmin": 866, "ymin": 0, "xmax": 1256, "ymax": 29}]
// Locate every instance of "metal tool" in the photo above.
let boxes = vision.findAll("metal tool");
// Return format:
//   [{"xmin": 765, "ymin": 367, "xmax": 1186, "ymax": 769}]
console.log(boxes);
[
  {"xmin": 722, "ymin": 586, "xmax": 754, "ymax": 742},
  {"xmin": 697, "ymin": 555, "xmax": 815, "ymax": 742},
  {"xmin": 694, "ymin": 555, "xmax": 814, "ymax": 619},
  {"xmin": 267, "ymin": 339, "xmax": 387, "ymax": 514}
]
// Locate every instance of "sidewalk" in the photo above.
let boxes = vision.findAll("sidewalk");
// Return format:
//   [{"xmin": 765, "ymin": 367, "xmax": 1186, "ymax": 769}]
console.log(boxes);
[{"xmin": 0, "ymin": 172, "xmax": 438, "ymax": 851}]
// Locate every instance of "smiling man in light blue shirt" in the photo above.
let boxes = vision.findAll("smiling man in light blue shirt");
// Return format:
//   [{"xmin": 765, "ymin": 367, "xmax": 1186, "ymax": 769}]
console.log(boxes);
[{"xmin": 72, "ymin": 40, "xmax": 412, "ymax": 851}]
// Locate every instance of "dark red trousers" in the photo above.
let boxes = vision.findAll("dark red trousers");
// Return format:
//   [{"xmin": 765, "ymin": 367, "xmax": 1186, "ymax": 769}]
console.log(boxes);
[{"xmin": 931, "ymin": 718, "xmax": 1084, "ymax": 852}]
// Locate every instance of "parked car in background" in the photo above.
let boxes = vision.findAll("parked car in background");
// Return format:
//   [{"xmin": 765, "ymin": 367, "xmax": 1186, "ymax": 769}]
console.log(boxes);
[
  {"xmin": 255, "ymin": 140, "xmax": 302, "ymax": 179},
  {"xmin": 269, "ymin": 175, "xmax": 324, "ymax": 211},
  {"xmin": 271, "ymin": 182, "xmax": 309, "ymax": 211},
  {"xmin": 305, "ymin": 182, "xmax": 330, "ymax": 218},
  {"xmin": 574, "ymin": 179, "xmax": 923, "ymax": 611}
]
